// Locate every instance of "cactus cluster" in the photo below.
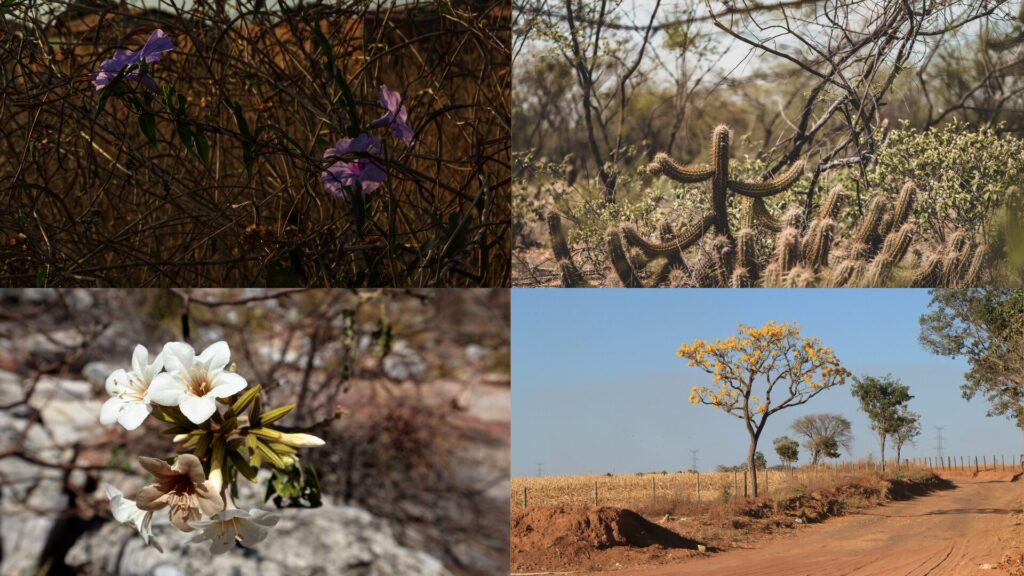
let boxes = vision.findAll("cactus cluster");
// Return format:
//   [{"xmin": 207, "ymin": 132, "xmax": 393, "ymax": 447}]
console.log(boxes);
[{"xmin": 543, "ymin": 125, "xmax": 992, "ymax": 288}]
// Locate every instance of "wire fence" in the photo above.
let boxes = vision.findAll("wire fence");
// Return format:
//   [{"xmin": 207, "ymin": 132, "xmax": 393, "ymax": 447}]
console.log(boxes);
[{"xmin": 511, "ymin": 454, "xmax": 1024, "ymax": 511}]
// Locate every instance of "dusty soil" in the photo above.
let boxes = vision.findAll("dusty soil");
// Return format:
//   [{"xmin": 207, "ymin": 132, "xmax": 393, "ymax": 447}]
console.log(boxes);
[
  {"xmin": 595, "ymin": 473, "xmax": 1023, "ymax": 575},
  {"xmin": 511, "ymin": 506, "xmax": 708, "ymax": 573}
]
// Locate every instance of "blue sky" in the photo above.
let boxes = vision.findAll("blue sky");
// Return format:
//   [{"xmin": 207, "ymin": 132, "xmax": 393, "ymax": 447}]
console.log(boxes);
[{"xmin": 512, "ymin": 289, "xmax": 1024, "ymax": 477}]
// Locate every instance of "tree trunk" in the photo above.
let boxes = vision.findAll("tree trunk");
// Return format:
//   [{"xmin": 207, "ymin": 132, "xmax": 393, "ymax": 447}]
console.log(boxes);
[
  {"xmin": 879, "ymin": 433, "xmax": 887, "ymax": 474},
  {"xmin": 747, "ymin": 432, "xmax": 760, "ymax": 497},
  {"xmin": 895, "ymin": 442, "xmax": 902, "ymax": 469}
]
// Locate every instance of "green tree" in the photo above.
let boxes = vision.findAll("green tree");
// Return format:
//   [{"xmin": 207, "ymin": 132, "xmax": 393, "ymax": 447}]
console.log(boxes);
[
  {"xmin": 773, "ymin": 436, "xmax": 799, "ymax": 469},
  {"xmin": 891, "ymin": 409, "xmax": 921, "ymax": 467},
  {"xmin": 790, "ymin": 413, "xmax": 853, "ymax": 465},
  {"xmin": 919, "ymin": 289, "xmax": 1024, "ymax": 428},
  {"xmin": 851, "ymin": 374, "xmax": 913, "ymax": 473},
  {"xmin": 679, "ymin": 321, "xmax": 851, "ymax": 496}
]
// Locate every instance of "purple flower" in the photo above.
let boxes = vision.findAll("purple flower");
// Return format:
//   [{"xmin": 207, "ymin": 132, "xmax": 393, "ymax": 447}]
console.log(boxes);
[
  {"xmin": 91, "ymin": 29, "xmax": 174, "ymax": 91},
  {"xmin": 321, "ymin": 134, "xmax": 387, "ymax": 201},
  {"xmin": 370, "ymin": 84, "xmax": 415, "ymax": 146}
]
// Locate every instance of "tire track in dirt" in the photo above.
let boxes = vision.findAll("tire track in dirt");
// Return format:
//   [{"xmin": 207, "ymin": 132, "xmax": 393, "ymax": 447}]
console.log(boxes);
[{"xmin": 594, "ymin": 476, "xmax": 1022, "ymax": 576}]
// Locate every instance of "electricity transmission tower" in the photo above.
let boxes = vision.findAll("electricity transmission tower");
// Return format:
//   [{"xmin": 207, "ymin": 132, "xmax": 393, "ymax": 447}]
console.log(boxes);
[
  {"xmin": 934, "ymin": 426, "xmax": 945, "ymax": 460},
  {"xmin": 536, "ymin": 462, "xmax": 543, "ymax": 477},
  {"xmin": 690, "ymin": 449, "xmax": 699, "ymax": 472}
]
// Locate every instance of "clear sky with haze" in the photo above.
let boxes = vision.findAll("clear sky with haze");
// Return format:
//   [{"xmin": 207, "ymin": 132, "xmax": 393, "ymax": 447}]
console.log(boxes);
[{"xmin": 512, "ymin": 289, "xmax": 1024, "ymax": 478}]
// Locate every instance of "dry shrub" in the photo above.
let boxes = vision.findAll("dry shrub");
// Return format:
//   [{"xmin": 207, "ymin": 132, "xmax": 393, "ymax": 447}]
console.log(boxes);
[{"xmin": 1, "ymin": 1, "xmax": 510, "ymax": 287}]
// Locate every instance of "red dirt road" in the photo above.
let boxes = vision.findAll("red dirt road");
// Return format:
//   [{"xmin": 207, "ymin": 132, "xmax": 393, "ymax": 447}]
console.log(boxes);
[{"xmin": 596, "ymin": 475, "xmax": 1023, "ymax": 576}]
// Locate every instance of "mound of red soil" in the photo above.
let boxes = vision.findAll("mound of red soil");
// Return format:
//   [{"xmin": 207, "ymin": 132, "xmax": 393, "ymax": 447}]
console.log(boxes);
[
  {"xmin": 511, "ymin": 506, "xmax": 706, "ymax": 573},
  {"xmin": 514, "ymin": 506, "xmax": 700, "ymax": 550}
]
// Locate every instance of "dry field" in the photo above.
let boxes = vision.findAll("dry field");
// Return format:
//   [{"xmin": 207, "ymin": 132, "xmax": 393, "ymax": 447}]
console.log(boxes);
[{"xmin": 511, "ymin": 460, "xmax": 1021, "ymax": 512}]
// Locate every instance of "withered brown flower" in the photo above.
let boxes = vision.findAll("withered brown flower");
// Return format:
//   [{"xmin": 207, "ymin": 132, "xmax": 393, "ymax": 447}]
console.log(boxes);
[{"xmin": 135, "ymin": 454, "xmax": 224, "ymax": 532}]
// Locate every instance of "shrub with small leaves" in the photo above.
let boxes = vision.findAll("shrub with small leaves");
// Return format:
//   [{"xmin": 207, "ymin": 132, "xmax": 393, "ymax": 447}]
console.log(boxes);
[{"xmin": 873, "ymin": 119, "xmax": 1024, "ymax": 238}]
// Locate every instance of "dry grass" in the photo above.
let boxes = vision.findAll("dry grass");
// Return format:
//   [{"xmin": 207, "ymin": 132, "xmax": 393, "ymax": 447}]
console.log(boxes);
[
  {"xmin": 1, "ymin": 0, "xmax": 510, "ymax": 287},
  {"xmin": 510, "ymin": 461, "xmax": 984, "ymax": 513}
]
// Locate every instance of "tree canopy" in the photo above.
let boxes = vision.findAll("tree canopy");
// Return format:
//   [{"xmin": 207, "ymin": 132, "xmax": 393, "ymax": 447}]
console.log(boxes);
[{"xmin": 919, "ymin": 289, "xmax": 1024, "ymax": 428}]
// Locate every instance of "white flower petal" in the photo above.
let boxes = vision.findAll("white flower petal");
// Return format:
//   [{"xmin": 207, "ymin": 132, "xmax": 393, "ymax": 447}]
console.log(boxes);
[
  {"xmin": 179, "ymin": 395, "xmax": 217, "ymax": 424},
  {"xmin": 117, "ymin": 402, "xmax": 151, "ymax": 431},
  {"xmin": 144, "ymin": 352, "xmax": 165, "ymax": 381},
  {"xmin": 197, "ymin": 341, "xmax": 231, "ymax": 371},
  {"xmin": 161, "ymin": 342, "xmax": 195, "ymax": 373},
  {"xmin": 237, "ymin": 519, "xmax": 268, "ymax": 546},
  {"xmin": 209, "ymin": 529, "xmax": 235, "ymax": 554},
  {"xmin": 209, "ymin": 372, "xmax": 247, "ymax": 398},
  {"xmin": 131, "ymin": 345, "xmax": 149, "ymax": 375},
  {"xmin": 147, "ymin": 373, "xmax": 185, "ymax": 406},
  {"xmin": 105, "ymin": 369, "xmax": 128, "ymax": 395},
  {"xmin": 248, "ymin": 509, "xmax": 280, "ymax": 528},
  {"xmin": 100, "ymin": 397, "xmax": 125, "ymax": 425}
]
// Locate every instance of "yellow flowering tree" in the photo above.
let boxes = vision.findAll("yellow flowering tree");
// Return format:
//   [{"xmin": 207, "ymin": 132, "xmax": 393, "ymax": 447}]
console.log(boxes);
[{"xmin": 678, "ymin": 321, "xmax": 850, "ymax": 496}]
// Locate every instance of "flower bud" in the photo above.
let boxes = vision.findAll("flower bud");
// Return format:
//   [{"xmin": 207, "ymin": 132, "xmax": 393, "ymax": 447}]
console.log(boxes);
[{"xmin": 278, "ymin": 432, "xmax": 325, "ymax": 448}]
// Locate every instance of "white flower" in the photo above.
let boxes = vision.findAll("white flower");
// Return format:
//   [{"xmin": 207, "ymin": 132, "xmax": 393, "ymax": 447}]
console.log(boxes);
[
  {"xmin": 190, "ymin": 508, "xmax": 280, "ymax": 554},
  {"xmin": 99, "ymin": 345, "xmax": 163, "ymax": 431},
  {"xmin": 148, "ymin": 341, "xmax": 248, "ymax": 424},
  {"xmin": 105, "ymin": 485, "xmax": 162, "ymax": 552}
]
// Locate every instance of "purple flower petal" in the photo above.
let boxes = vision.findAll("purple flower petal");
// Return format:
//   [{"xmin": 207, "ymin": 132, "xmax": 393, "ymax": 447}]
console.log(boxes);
[
  {"xmin": 371, "ymin": 84, "xmax": 415, "ymax": 146},
  {"xmin": 321, "ymin": 134, "xmax": 387, "ymax": 200},
  {"xmin": 138, "ymin": 29, "xmax": 174, "ymax": 63},
  {"xmin": 90, "ymin": 29, "xmax": 173, "ymax": 91}
]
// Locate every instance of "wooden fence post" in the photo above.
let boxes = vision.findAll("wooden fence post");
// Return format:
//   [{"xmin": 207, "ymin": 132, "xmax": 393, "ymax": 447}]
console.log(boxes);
[
  {"xmin": 1001, "ymin": 454, "xmax": 1005, "ymax": 471},
  {"xmin": 733, "ymin": 470, "xmax": 738, "ymax": 501},
  {"xmin": 522, "ymin": 487, "xmax": 528, "ymax": 509},
  {"xmin": 651, "ymin": 476, "xmax": 656, "ymax": 503},
  {"xmin": 983, "ymin": 455, "xmax": 987, "ymax": 470},
  {"xmin": 593, "ymin": 481, "xmax": 598, "ymax": 506},
  {"xmin": 743, "ymin": 470, "xmax": 748, "ymax": 498},
  {"xmin": 975, "ymin": 456, "xmax": 979, "ymax": 473},
  {"xmin": 960, "ymin": 455, "xmax": 964, "ymax": 470}
]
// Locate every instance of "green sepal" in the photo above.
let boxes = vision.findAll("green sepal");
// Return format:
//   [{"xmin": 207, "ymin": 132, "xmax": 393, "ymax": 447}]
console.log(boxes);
[{"xmin": 258, "ymin": 403, "xmax": 295, "ymax": 426}]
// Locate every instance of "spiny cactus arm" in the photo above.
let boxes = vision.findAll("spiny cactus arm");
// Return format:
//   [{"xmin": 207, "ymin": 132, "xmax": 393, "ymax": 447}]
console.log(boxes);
[
  {"xmin": 546, "ymin": 212, "xmax": 586, "ymax": 287},
  {"xmin": 620, "ymin": 213, "xmax": 716, "ymax": 259},
  {"xmin": 827, "ymin": 258, "xmax": 866, "ymax": 288},
  {"xmin": 963, "ymin": 244, "xmax": 988, "ymax": 286},
  {"xmin": 728, "ymin": 161, "xmax": 805, "ymax": 198},
  {"xmin": 818, "ymin": 185, "xmax": 845, "ymax": 220},
  {"xmin": 647, "ymin": 153, "xmax": 714, "ymax": 183},
  {"xmin": 892, "ymin": 181, "xmax": 917, "ymax": 230},
  {"xmin": 852, "ymin": 195, "xmax": 887, "ymax": 246},
  {"xmin": 866, "ymin": 224, "xmax": 913, "ymax": 287},
  {"xmin": 752, "ymin": 198, "xmax": 781, "ymax": 232},
  {"xmin": 606, "ymin": 230, "xmax": 643, "ymax": 288},
  {"xmin": 732, "ymin": 228, "xmax": 758, "ymax": 287},
  {"xmin": 801, "ymin": 219, "xmax": 835, "ymax": 271},
  {"xmin": 910, "ymin": 253, "xmax": 943, "ymax": 288}
]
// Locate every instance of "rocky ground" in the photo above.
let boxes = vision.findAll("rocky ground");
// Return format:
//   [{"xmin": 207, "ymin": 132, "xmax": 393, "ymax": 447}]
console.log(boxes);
[{"xmin": 0, "ymin": 289, "xmax": 509, "ymax": 576}]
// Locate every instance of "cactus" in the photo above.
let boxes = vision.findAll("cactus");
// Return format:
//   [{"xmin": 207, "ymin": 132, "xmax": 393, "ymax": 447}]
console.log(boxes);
[
  {"xmin": 851, "ymin": 195, "xmax": 887, "ymax": 249},
  {"xmin": 546, "ymin": 212, "xmax": 586, "ymax": 287},
  {"xmin": 606, "ymin": 230, "xmax": 642, "ymax": 288},
  {"xmin": 865, "ymin": 223, "xmax": 913, "ymax": 286},
  {"xmin": 911, "ymin": 251, "xmax": 943, "ymax": 287},
  {"xmin": 651, "ymin": 221, "xmax": 691, "ymax": 285},
  {"xmin": 623, "ymin": 125, "xmax": 804, "ymax": 270},
  {"xmin": 963, "ymin": 244, "xmax": 989, "ymax": 286}
]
